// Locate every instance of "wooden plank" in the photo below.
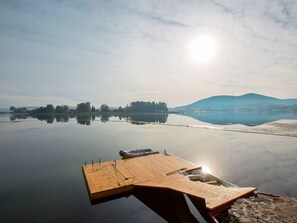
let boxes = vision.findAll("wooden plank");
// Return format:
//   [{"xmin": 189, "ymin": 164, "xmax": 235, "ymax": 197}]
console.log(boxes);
[
  {"xmin": 134, "ymin": 174, "xmax": 256, "ymax": 210},
  {"xmin": 83, "ymin": 161, "xmax": 135, "ymax": 200},
  {"xmin": 82, "ymin": 153, "xmax": 256, "ymax": 211}
]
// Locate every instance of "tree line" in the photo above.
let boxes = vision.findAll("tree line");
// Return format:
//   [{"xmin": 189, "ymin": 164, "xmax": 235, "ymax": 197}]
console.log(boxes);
[
  {"xmin": 10, "ymin": 102, "xmax": 108, "ymax": 114},
  {"xmin": 10, "ymin": 101, "xmax": 168, "ymax": 114},
  {"xmin": 122, "ymin": 101, "xmax": 168, "ymax": 113}
]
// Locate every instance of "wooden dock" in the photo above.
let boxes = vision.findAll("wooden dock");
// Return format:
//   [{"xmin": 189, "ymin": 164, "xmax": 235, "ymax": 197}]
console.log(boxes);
[{"xmin": 82, "ymin": 153, "xmax": 256, "ymax": 215}]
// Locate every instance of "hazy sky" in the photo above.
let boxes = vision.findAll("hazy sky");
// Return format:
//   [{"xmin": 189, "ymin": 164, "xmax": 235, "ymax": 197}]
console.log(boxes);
[{"xmin": 1, "ymin": 0, "xmax": 297, "ymax": 108}]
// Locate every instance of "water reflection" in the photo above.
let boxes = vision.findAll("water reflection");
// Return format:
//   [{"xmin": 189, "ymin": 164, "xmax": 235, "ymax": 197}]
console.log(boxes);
[
  {"xmin": 9, "ymin": 110, "xmax": 297, "ymax": 127},
  {"xmin": 0, "ymin": 114, "xmax": 296, "ymax": 222},
  {"xmin": 201, "ymin": 166, "xmax": 211, "ymax": 174},
  {"xmin": 100, "ymin": 113, "xmax": 110, "ymax": 123},
  {"xmin": 37, "ymin": 114, "xmax": 69, "ymax": 123},
  {"xmin": 134, "ymin": 188, "xmax": 201, "ymax": 222},
  {"xmin": 123, "ymin": 113, "xmax": 168, "ymax": 125},
  {"xmin": 9, "ymin": 113, "xmax": 169, "ymax": 126},
  {"xmin": 91, "ymin": 187, "xmax": 199, "ymax": 223},
  {"xmin": 76, "ymin": 115, "xmax": 96, "ymax": 126},
  {"xmin": 10, "ymin": 114, "xmax": 28, "ymax": 121},
  {"xmin": 182, "ymin": 110, "xmax": 297, "ymax": 126}
]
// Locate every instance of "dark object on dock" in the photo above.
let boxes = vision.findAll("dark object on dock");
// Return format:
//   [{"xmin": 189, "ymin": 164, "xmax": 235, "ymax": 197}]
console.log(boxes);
[{"xmin": 119, "ymin": 148, "xmax": 159, "ymax": 158}]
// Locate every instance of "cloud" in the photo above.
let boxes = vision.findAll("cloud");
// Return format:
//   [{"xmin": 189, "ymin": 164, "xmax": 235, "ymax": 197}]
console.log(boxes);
[
  {"xmin": 0, "ymin": 0, "xmax": 297, "ymax": 107},
  {"xmin": 126, "ymin": 7, "xmax": 191, "ymax": 28},
  {"xmin": 263, "ymin": 0, "xmax": 291, "ymax": 27}
]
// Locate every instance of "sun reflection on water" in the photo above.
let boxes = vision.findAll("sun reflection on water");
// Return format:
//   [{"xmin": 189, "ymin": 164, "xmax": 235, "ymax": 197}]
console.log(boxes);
[{"xmin": 202, "ymin": 165, "xmax": 211, "ymax": 174}]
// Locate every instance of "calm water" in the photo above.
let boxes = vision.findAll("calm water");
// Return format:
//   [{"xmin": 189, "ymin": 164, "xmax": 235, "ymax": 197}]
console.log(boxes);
[
  {"xmin": 0, "ymin": 114, "xmax": 297, "ymax": 222},
  {"xmin": 181, "ymin": 110, "xmax": 297, "ymax": 126}
]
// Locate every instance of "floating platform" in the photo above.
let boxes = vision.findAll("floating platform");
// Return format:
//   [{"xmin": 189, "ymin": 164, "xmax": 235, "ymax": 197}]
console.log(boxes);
[{"xmin": 82, "ymin": 153, "xmax": 256, "ymax": 219}]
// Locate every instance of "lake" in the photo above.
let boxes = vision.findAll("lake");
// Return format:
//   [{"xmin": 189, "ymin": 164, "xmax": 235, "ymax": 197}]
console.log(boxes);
[{"xmin": 0, "ymin": 113, "xmax": 297, "ymax": 222}]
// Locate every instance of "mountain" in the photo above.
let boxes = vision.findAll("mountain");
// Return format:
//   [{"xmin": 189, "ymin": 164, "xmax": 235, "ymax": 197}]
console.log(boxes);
[
  {"xmin": 178, "ymin": 110, "xmax": 297, "ymax": 126},
  {"xmin": 175, "ymin": 93, "xmax": 297, "ymax": 111}
]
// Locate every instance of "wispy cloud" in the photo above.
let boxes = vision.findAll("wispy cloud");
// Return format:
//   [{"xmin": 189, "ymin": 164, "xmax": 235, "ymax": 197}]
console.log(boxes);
[
  {"xmin": 263, "ymin": 0, "xmax": 291, "ymax": 28},
  {"xmin": 126, "ymin": 7, "xmax": 191, "ymax": 28},
  {"xmin": 0, "ymin": 0, "xmax": 297, "ymax": 107}
]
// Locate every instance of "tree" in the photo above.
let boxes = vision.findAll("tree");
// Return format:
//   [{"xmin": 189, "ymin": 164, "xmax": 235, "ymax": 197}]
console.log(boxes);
[
  {"xmin": 46, "ymin": 104, "xmax": 55, "ymax": 113},
  {"xmin": 9, "ymin": 106, "xmax": 28, "ymax": 114},
  {"xmin": 100, "ymin": 104, "xmax": 110, "ymax": 112},
  {"xmin": 55, "ymin": 105, "xmax": 69, "ymax": 113},
  {"xmin": 55, "ymin": 105, "xmax": 63, "ymax": 113},
  {"xmin": 125, "ymin": 101, "xmax": 168, "ymax": 113},
  {"xmin": 17, "ymin": 107, "xmax": 28, "ymax": 113},
  {"xmin": 77, "ymin": 102, "xmax": 92, "ymax": 113},
  {"xmin": 10, "ymin": 106, "xmax": 16, "ymax": 113},
  {"xmin": 62, "ymin": 105, "xmax": 69, "ymax": 113}
]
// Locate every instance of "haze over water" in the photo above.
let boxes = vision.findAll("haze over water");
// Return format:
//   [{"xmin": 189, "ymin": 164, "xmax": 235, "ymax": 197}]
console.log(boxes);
[
  {"xmin": 1, "ymin": 1, "xmax": 297, "ymax": 222},
  {"xmin": 0, "ymin": 114, "xmax": 296, "ymax": 222}
]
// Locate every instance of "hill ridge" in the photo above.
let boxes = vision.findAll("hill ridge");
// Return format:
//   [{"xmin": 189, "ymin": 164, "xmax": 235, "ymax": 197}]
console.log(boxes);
[{"xmin": 175, "ymin": 93, "xmax": 297, "ymax": 111}]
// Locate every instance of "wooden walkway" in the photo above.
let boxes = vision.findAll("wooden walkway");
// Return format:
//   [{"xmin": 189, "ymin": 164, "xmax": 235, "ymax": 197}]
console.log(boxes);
[{"xmin": 82, "ymin": 153, "xmax": 256, "ymax": 211}]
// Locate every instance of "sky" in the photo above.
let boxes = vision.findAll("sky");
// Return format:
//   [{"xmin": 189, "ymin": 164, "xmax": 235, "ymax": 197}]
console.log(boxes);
[{"xmin": 0, "ymin": 0, "xmax": 297, "ymax": 108}]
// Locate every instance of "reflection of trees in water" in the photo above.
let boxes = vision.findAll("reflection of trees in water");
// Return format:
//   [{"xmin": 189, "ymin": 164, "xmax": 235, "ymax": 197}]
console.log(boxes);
[
  {"xmin": 31, "ymin": 114, "xmax": 71, "ymax": 124},
  {"xmin": 36, "ymin": 114, "xmax": 54, "ymax": 123},
  {"xmin": 123, "ymin": 114, "xmax": 168, "ymax": 125},
  {"xmin": 10, "ymin": 114, "xmax": 28, "ymax": 121},
  {"xmin": 100, "ymin": 113, "xmax": 110, "ymax": 123},
  {"xmin": 55, "ymin": 115, "xmax": 69, "ymax": 123},
  {"xmin": 9, "ymin": 113, "xmax": 168, "ymax": 125},
  {"xmin": 76, "ymin": 115, "xmax": 95, "ymax": 125}
]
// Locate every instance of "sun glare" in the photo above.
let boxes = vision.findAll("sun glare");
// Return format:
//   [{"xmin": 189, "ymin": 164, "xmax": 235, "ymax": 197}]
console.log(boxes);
[
  {"xmin": 202, "ymin": 165, "xmax": 211, "ymax": 174},
  {"xmin": 188, "ymin": 35, "xmax": 217, "ymax": 63}
]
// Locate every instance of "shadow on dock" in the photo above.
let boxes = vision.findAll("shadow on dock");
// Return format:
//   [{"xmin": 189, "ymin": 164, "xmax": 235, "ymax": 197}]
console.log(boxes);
[
  {"xmin": 91, "ymin": 188, "xmax": 201, "ymax": 223},
  {"xmin": 134, "ymin": 187, "xmax": 200, "ymax": 223}
]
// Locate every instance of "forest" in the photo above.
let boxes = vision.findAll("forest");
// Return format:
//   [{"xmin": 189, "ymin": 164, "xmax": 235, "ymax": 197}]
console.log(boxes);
[{"xmin": 10, "ymin": 101, "xmax": 168, "ymax": 115}]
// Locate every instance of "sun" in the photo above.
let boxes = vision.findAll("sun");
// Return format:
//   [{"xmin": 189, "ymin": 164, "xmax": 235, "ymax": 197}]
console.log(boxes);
[{"xmin": 188, "ymin": 35, "xmax": 217, "ymax": 63}]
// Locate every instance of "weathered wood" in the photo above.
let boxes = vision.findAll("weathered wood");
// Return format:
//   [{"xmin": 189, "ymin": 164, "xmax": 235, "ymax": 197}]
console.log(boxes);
[
  {"xmin": 82, "ymin": 153, "xmax": 256, "ymax": 211},
  {"xmin": 135, "ymin": 174, "xmax": 256, "ymax": 210}
]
